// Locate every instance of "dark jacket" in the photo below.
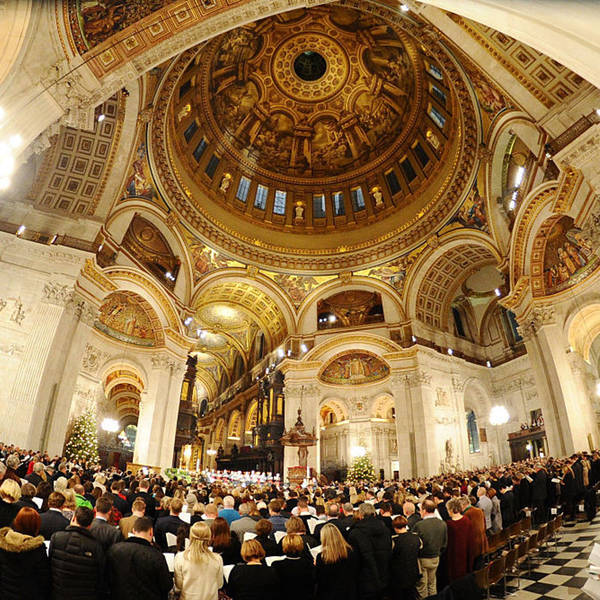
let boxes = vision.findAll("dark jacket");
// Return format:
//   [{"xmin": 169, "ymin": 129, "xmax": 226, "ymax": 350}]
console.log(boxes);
[
  {"xmin": 89, "ymin": 517, "xmax": 122, "ymax": 552},
  {"xmin": 255, "ymin": 533, "xmax": 280, "ymax": 557},
  {"xmin": 348, "ymin": 516, "xmax": 392, "ymax": 600},
  {"xmin": 316, "ymin": 549, "xmax": 358, "ymax": 600},
  {"xmin": 531, "ymin": 470, "xmax": 548, "ymax": 502},
  {"xmin": 39, "ymin": 509, "xmax": 69, "ymax": 541},
  {"xmin": 0, "ymin": 526, "xmax": 50, "ymax": 600},
  {"xmin": 0, "ymin": 499, "xmax": 21, "ymax": 528},
  {"xmin": 106, "ymin": 536, "xmax": 172, "ymax": 600},
  {"xmin": 390, "ymin": 531, "xmax": 421, "ymax": 590},
  {"xmin": 25, "ymin": 473, "xmax": 45, "ymax": 488},
  {"xmin": 154, "ymin": 515, "xmax": 187, "ymax": 551},
  {"xmin": 314, "ymin": 517, "xmax": 346, "ymax": 540},
  {"xmin": 272, "ymin": 556, "xmax": 315, "ymax": 600},
  {"xmin": 227, "ymin": 563, "xmax": 280, "ymax": 600},
  {"xmin": 128, "ymin": 491, "xmax": 156, "ymax": 519},
  {"xmin": 49, "ymin": 525, "xmax": 106, "ymax": 600},
  {"xmin": 406, "ymin": 513, "xmax": 421, "ymax": 531}
]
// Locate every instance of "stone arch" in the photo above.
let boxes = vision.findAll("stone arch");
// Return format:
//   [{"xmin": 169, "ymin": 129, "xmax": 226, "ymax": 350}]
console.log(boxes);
[
  {"xmin": 245, "ymin": 399, "xmax": 259, "ymax": 433},
  {"xmin": 297, "ymin": 276, "xmax": 406, "ymax": 335},
  {"xmin": 371, "ymin": 394, "xmax": 395, "ymax": 420},
  {"xmin": 214, "ymin": 418, "xmax": 226, "ymax": 446},
  {"xmin": 564, "ymin": 289, "xmax": 600, "ymax": 364},
  {"xmin": 228, "ymin": 409, "xmax": 243, "ymax": 441},
  {"xmin": 319, "ymin": 398, "xmax": 349, "ymax": 426},
  {"xmin": 304, "ymin": 332, "xmax": 401, "ymax": 365},
  {"xmin": 405, "ymin": 231, "xmax": 501, "ymax": 329}
]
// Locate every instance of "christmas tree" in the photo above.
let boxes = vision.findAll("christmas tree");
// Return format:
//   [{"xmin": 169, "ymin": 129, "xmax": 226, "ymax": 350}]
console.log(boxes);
[
  {"xmin": 348, "ymin": 453, "xmax": 376, "ymax": 484},
  {"xmin": 65, "ymin": 407, "xmax": 99, "ymax": 463}
]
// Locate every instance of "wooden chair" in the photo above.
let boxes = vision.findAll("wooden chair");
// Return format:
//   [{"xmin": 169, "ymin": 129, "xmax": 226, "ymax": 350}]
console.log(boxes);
[
  {"xmin": 487, "ymin": 555, "xmax": 507, "ymax": 599},
  {"xmin": 515, "ymin": 537, "xmax": 530, "ymax": 576},
  {"xmin": 527, "ymin": 532, "xmax": 540, "ymax": 569},
  {"xmin": 503, "ymin": 546, "xmax": 519, "ymax": 593},
  {"xmin": 486, "ymin": 532, "xmax": 500, "ymax": 557},
  {"xmin": 474, "ymin": 565, "xmax": 489, "ymax": 596},
  {"xmin": 520, "ymin": 515, "xmax": 532, "ymax": 535},
  {"xmin": 497, "ymin": 528, "xmax": 509, "ymax": 551},
  {"xmin": 507, "ymin": 522, "xmax": 521, "ymax": 547},
  {"xmin": 536, "ymin": 523, "xmax": 548, "ymax": 556}
]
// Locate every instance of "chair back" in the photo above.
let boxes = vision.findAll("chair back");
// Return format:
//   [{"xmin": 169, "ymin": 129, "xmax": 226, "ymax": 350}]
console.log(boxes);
[
  {"xmin": 474, "ymin": 565, "xmax": 489, "ymax": 590},
  {"xmin": 504, "ymin": 547, "xmax": 517, "ymax": 571},
  {"xmin": 521, "ymin": 516, "xmax": 532, "ymax": 533},
  {"xmin": 488, "ymin": 555, "xmax": 506, "ymax": 585},
  {"xmin": 529, "ymin": 532, "xmax": 538, "ymax": 552},
  {"xmin": 497, "ymin": 528, "xmax": 509, "ymax": 549},
  {"xmin": 516, "ymin": 539, "xmax": 529, "ymax": 560},
  {"xmin": 537, "ymin": 523, "xmax": 547, "ymax": 544}
]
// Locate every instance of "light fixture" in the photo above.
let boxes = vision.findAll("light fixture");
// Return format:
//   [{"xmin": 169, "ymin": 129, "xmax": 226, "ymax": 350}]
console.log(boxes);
[
  {"xmin": 514, "ymin": 166, "xmax": 525, "ymax": 187},
  {"xmin": 545, "ymin": 152, "xmax": 552, "ymax": 159},
  {"xmin": 596, "ymin": 380, "xmax": 600, "ymax": 397},
  {"xmin": 287, "ymin": 349, "xmax": 291, "ymax": 356},
  {"xmin": 494, "ymin": 288, "xmax": 502, "ymax": 297},
  {"xmin": 277, "ymin": 347, "xmax": 284, "ymax": 358},
  {"xmin": 165, "ymin": 271, "xmax": 175, "ymax": 281},
  {"xmin": 184, "ymin": 317, "xmax": 192, "ymax": 326},
  {"xmin": 596, "ymin": 108, "xmax": 600, "ymax": 117},
  {"xmin": 49, "ymin": 234, "xmax": 57, "ymax": 245},
  {"xmin": 207, "ymin": 449, "xmax": 217, "ymax": 456},
  {"xmin": 196, "ymin": 328, "xmax": 202, "ymax": 337},
  {"xmin": 97, "ymin": 113, "xmax": 106, "ymax": 122},
  {"xmin": 486, "ymin": 360, "xmax": 492, "ymax": 368},
  {"xmin": 183, "ymin": 445, "xmax": 192, "ymax": 460},
  {"xmin": 400, "ymin": 3, "xmax": 410, "ymax": 11},
  {"xmin": 508, "ymin": 198, "xmax": 517, "ymax": 211},
  {"xmin": 489, "ymin": 405, "xmax": 510, "ymax": 426},
  {"xmin": 101, "ymin": 418, "xmax": 119, "ymax": 432},
  {"xmin": 526, "ymin": 443, "xmax": 533, "ymax": 452},
  {"xmin": 98, "ymin": 243, "xmax": 103, "ymax": 252},
  {"xmin": 447, "ymin": 348, "xmax": 453, "ymax": 355},
  {"xmin": 300, "ymin": 343, "xmax": 307, "ymax": 353},
  {"xmin": 16, "ymin": 225, "xmax": 25, "ymax": 236},
  {"xmin": 328, "ymin": 314, "xmax": 337, "ymax": 323},
  {"xmin": 411, "ymin": 335, "xmax": 417, "ymax": 343},
  {"xmin": 350, "ymin": 445, "xmax": 367, "ymax": 458},
  {"xmin": 8, "ymin": 135, "xmax": 21, "ymax": 149}
]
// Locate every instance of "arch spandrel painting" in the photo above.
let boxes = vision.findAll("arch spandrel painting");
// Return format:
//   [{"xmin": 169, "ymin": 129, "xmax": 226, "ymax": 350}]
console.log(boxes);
[
  {"xmin": 320, "ymin": 352, "xmax": 390, "ymax": 385},
  {"xmin": 543, "ymin": 216, "xmax": 598, "ymax": 295},
  {"xmin": 95, "ymin": 292, "xmax": 157, "ymax": 347}
]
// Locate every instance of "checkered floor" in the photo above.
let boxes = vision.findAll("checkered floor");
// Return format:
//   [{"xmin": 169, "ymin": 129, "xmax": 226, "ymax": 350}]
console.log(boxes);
[{"xmin": 507, "ymin": 514, "xmax": 596, "ymax": 599}]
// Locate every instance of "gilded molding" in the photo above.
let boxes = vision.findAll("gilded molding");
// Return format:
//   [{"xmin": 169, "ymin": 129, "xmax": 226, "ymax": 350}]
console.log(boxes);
[
  {"xmin": 553, "ymin": 167, "xmax": 584, "ymax": 214},
  {"xmin": 82, "ymin": 259, "xmax": 118, "ymax": 292}
]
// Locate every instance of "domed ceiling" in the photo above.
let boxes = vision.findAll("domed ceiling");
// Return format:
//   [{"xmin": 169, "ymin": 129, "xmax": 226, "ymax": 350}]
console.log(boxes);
[{"xmin": 151, "ymin": 4, "xmax": 478, "ymax": 272}]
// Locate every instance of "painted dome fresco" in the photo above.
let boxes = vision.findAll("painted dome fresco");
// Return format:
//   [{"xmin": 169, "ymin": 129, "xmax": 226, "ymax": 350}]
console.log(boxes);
[{"xmin": 151, "ymin": 4, "xmax": 478, "ymax": 271}]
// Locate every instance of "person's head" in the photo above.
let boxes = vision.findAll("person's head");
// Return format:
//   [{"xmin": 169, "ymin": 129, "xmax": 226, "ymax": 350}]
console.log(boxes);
[
  {"xmin": 420, "ymin": 499, "xmax": 436, "ymax": 516},
  {"xmin": 282, "ymin": 533, "xmax": 304, "ymax": 557},
  {"xmin": 185, "ymin": 521, "xmax": 216, "ymax": 563},
  {"xmin": 73, "ymin": 484, "xmax": 85, "ymax": 496},
  {"xmin": 47, "ymin": 491, "xmax": 65, "ymax": 509},
  {"xmin": 297, "ymin": 497, "xmax": 308, "ymax": 510},
  {"xmin": 131, "ymin": 517, "xmax": 153, "ymax": 542},
  {"xmin": 33, "ymin": 462, "xmax": 45, "ymax": 475},
  {"xmin": 241, "ymin": 539, "xmax": 265, "ymax": 564},
  {"xmin": 132, "ymin": 498, "xmax": 146, "ymax": 516},
  {"xmin": 255, "ymin": 518, "xmax": 273, "ymax": 537},
  {"xmin": 487, "ymin": 488, "xmax": 497, "ymax": 499},
  {"xmin": 223, "ymin": 495, "xmax": 235, "ymax": 509},
  {"xmin": 476, "ymin": 487, "xmax": 486, "ymax": 498},
  {"xmin": 285, "ymin": 516, "xmax": 306, "ymax": 535},
  {"xmin": 238, "ymin": 502, "xmax": 250, "ymax": 517},
  {"xmin": 139, "ymin": 479, "xmax": 150, "ymax": 492},
  {"xmin": 320, "ymin": 523, "xmax": 352, "ymax": 564},
  {"xmin": 0, "ymin": 462, "xmax": 6, "ymax": 481},
  {"xmin": 268, "ymin": 499, "xmax": 281, "ymax": 515},
  {"xmin": 73, "ymin": 506, "xmax": 94, "ymax": 529},
  {"xmin": 170, "ymin": 498, "xmax": 183, "ymax": 516},
  {"xmin": 392, "ymin": 515, "xmax": 408, "ymax": 532},
  {"xmin": 54, "ymin": 477, "xmax": 68, "ymax": 493},
  {"xmin": 204, "ymin": 503, "xmax": 218, "ymax": 519},
  {"xmin": 210, "ymin": 517, "xmax": 231, "ymax": 550},
  {"xmin": 402, "ymin": 501, "xmax": 415, "ymax": 516},
  {"xmin": 357, "ymin": 503, "xmax": 376, "ymax": 520},
  {"xmin": 20, "ymin": 482, "xmax": 36, "ymax": 499},
  {"xmin": 0, "ymin": 479, "xmax": 21, "ymax": 504},
  {"xmin": 95, "ymin": 495, "xmax": 112, "ymax": 517},
  {"xmin": 342, "ymin": 502, "xmax": 353, "ymax": 516},
  {"xmin": 6, "ymin": 454, "xmax": 19, "ymax": 470},
  {"xmin": 327, "ymin": 503, "xmax": 339, "ymax": 518},
  {"xmin": 458, "ymin": 495, "xmax": 471, "ymax": 511},
  {"xmin": 379, "ymin": 501, "xmax": 392, "ymax": 516},
  {"xmin": 13, "ymin": 507, "xmax": 41, "ymax": 537},
  {"xmin": 446, "ymin": 498, "xmax": 463, "ymax": 518}
]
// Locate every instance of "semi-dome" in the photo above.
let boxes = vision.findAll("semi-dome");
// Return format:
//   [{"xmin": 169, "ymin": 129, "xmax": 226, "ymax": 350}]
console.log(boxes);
[{"xmin": 151, "ymin": 5, "xmax": 478, "ymax": 271}]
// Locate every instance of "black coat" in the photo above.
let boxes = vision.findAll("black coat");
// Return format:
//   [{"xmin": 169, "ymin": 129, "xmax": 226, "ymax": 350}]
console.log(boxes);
[
  {"xmin": 89, "ymin": 518, "xmax": 122, "ymax": 552},
  {"xmin": 255, "ymin": 534, "xmax": 280, "ymax": 557},
  {"xmin": 39, "ymin": 509, "xmax": 69, "ymax": 541},
  {"xmin": 348, "ymin": 516, "xmax": 392, "ymax": 600},
  {"xmin": 390, "ymin": 532, "xmax": 421, "ymax": 591},
  {"xmin": 315, "ymin": 549, "xmax": 358, "ymax": 600},
  {"xmin": 0, "ymin": 499, "xmax": 21, "ymax": 529},
  {"xmin": 49, "ymin": 525, "xmax": 106, "ymax": 600},
  {"xmin": 106, "ymin": 537, "xmax": 172, "ymax": 600},
  {"xmin": 499, "ymin": 491, "xmax": 516, "ymax": 527},
  {"xmin": 313, "ymin": 518, "xmax": 346, "ymax": 541},
  {"xmin": 0, "ymin": 527, "xmax": 50, "ymax": 600},
  {"xmin": 531, "ymin": 470, "xmax": 548, "ymax": 502},
  {"xmin": 154, "ymin": 515, "xmax": 188, "ymax": 551},
  {"xmin": 25, "ymin": 473, "xmax": 45, "ymax": 488},
  {"xmin": 272, "ymin": 556, "xmax": 315, "ymax": 600},
  {"xmin": 227, "ymin": 563, "xmax": 280, "ymax": 600},
  {"xmin": 128, "ymin": 491, "xmax": 156, "ymax": 519}
]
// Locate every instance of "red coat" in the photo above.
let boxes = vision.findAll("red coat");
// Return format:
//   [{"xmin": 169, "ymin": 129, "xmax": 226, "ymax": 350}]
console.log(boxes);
[
  {"xmin": 446, "ymin": 517, "xmax": 473, "ymax": 581},
  {"xmin": 462, "ymin": 505, "xmax": 488, "ymax": 559}
]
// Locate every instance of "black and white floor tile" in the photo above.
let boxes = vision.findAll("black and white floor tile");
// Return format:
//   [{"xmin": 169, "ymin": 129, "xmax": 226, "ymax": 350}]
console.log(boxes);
[{"xmin": 509, "ymin": 514, "xmax": 596, "ymax": 599}]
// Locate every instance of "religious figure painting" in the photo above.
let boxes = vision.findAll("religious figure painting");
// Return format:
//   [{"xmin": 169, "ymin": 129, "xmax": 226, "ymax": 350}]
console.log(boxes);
[
  {"xmin": 123, "ymin": 142, "xmax": 159, "ymax": 202},
  {"xmin": 183, "ymin": 232, "xmax": 244, "ymax": 282},
  {"xmin": 95, "ymin": 292, "xmax": 157, "ymax": 346},
  {"xmin": 320, "ymin": 352, "xmax": 390, "ymax": 385},
  {"xmin": 456, "ymin": 180, "xmax": 489, "ymax": 232},
  {"xmin": 543, "ymin": 216, "xmax": 598, "ymax": 294}
]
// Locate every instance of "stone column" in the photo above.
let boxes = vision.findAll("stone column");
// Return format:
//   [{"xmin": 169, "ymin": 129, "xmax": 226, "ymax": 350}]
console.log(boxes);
[
  {"xmin": 520, "ymin": 306, "xmax": 599, "ymax": 455},
  {"xmin": 134, "ymin": 353, "xmax": 186, "ymax": 469}
]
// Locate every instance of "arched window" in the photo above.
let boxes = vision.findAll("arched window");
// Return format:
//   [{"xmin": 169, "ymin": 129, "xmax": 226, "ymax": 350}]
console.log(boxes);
[{"xmin": 466, "ymin": 410, "xmax": 480, "ymax": 453}]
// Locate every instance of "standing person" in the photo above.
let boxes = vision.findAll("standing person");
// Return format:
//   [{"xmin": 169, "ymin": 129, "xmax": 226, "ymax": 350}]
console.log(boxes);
[
  {"xmin": 219, "ymin": 495, "xmax": 241, "ymax": 525},
  {"xmin": 107, "ymin": 516, "xmax": 173, "ymax": 600},
  {"xmin": 0, "ymin": 507, "xmax": 50, "ymax": 600},
  {"xmin": 498, "ymin": 483, "xmax": 515, "ymax": 528},
  {"xmin": 268, "ymin": 499, "xmax": 287, "ymax": 533},
  {"xmin": 272, "ymin": 534, "xmax": 316, "ymax": 600},
  {"xmin": 348, "ymin": 503, "xmax": 392, "ymax": 600},
  {"xmin": 155, "ymin": 498, "xmax": 188, "ymax": 551},
  {"xmin": 389, "ymin": 516, "xmax": 420, "ymax": 600},
  {"xmin": 211, "ymin": 516, "xmax": 241, "ymax": 565},
  {"xmin": 174, "ymin": 521, "xmax": 223, "ymax": 600},
  {"xmin": 459, "ymin": 496, "xmax": 487, "ymax": 570},
  {"xmin": 413, "ymin": 499, "xmax": 447, "ymax": 599},
  {"xmin": 231, "ymin": 503, "xmax": 257, "ymax": 542},
  {"xmin": 118, "ymin": 497, "xmax": 146, "ymax": 539},
  {"xmin": 403, "ymin": 502, "xmax": 421, "ymax": 531},
  {"xmin": 315, "ymin": 523, "xmax": 358, "ymax": 600},
  {"xmin": 40, "ymin": 492, "xmax": 69, "ymax": 540},
  {"xmin": 445, "ymin": 498, "xmax": 473, "ymax": 583},
  {"xmin": 476, "ymin": 487, "xmax": 493, "ymax": 534},
  {"xmin": 129, "ymin": 479, "xmax": 156, "ymax": 520},
  {"xmin": 226, "ymin": 539, "xmax": 280, "ymax": 600},
  {"xmin": 487, "ymin": 488, "xmax": 502, "ymax": 534},
  {"xmin": 49, "ymin": 506, "xmax": 106, "ymax": 600},
  {"xmin": 89, "ymin": 495, "xmax": 122, "ymax": 552},
  {"xmin": 253, "ymin": 518, "xmax": 279, "ymax": 556},
  {"xmin": 531, "ymin": 465, "xmax": 548, "ymax": 525},
  {"xmin": 0, "ymin": 480, "xmax": 22, "ymax": 528}
]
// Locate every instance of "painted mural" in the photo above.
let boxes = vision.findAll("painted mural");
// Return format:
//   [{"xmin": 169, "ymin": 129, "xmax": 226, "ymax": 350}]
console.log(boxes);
[
  {"xmin": 183, "ymin": 231, "xmax": 244, "ymax": 282},
  {"xmin": 320, "ymin": 352, "xmax": 390, "ymax": 385},
  {"xmin": 456, "ymin": 179, "xmax": 489, "ymax": 232},
  {"xmin": 95, "ymin": 292, "xmax": 157, "ymax": 346},
  {"xmin": 263, "ymin": 272, "xmax": 335, "ymax": 306},
  {"xmin": 123, "ymin": 141, "xmax": 159, "ymax": 202},
  {"xmin": 543, "ymin": 216, "xmax": 598, "ymax": 294}
]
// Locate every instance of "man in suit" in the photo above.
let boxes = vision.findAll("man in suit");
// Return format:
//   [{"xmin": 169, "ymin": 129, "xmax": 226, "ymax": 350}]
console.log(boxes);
[
  {"xmin": 413, "ymin": 499, "xmax": 448, "ymax": 599},
  {"xmin": 314, "ymin": 502, "xmax": 345, "ymax": 539},
  {"xmin": 476, "ymin": 486, "xmax": 493, "ymax": 533},
  {"xmin": 154, "ymin": 497, "xmax": 187, "ymax": 551},
  {"xmin": 25, "ymin": 462, "xmax": 47, "ymax": 487},
  {"xmin": 128, "ymin": 479, "xmax": 156, "ymax": 520},
  {"xmin": 531, "ymin": 464, "xmax": 548, "ymax": 525},
  {"xmin": 40, "ymin": 492, "xmax": 69, "ymax": 540},
  {"xmin": 403, "ymin": 501, "xmax": 421, "ymax": 531},
  {"xmin": 90, "ymin": 495, "xmax": 123, "ymax": 552},
  {"xmin": 119, "ymin": 497, "xmax": 146, "ymax": 539}
]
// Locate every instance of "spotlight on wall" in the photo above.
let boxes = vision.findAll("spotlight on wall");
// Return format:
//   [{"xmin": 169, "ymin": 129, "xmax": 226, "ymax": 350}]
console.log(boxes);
[
  {"xmin": 489, "ymin": 405, "xmax": 510, "ymax": 426},
  {"xmin": 165, "ymin": 271, "xmax": 175, "ymax": 281},
  {"xmin": 596, "ymin": 380, "xmax": 600, "ymax": 397},
  {"xmin": 400, "ymin": 3, "xmax": 410, "ymax": 12},
  {"xmin": 97, "ymin": 113, "xmax": 106, "ymax": 122},
  {"xmin": 206, "ymin": 448, "xmax": 217, "ymax": 456},
  {"xmin": 596, "ymin": 108, "xmax": 600, "ymax": 117},
  {"xmin": 16, "ymin": 225, "xmax": 25, "ymax": 236},
  {"xmin": 447, "ymin": 348, "xmax": 453, "ymax": 355},
  {"xmin": 411, "ymin": 335, "xmax": 417, "ymax": 343},
  {"xmin": 184, "ymin": 317, "xmax": 193, "ymax": 326},
  {"xmin": 508, "ymin": 199, "xmax": 517, "ymax": 211},
  {"xmin": 277, "ymin": 347, "xmax": 284, "ymax": 358},
  {"xmin": 101, "ymin": 418, "xmax": 119, "ymax": 432},
  {"xmin": 494, "ymin": 288, "xmax": 502, "ymax": 297},
  {"xmin": 486, "ymin": 360, "xmax": 492, "ymax": 368},
  {"xmin": 545, "ymin": 152, "xmax": 552, "ymax": 159},
  {"xmin": 328, "ymin": 314, "xmax": 337, "ymax": 323},
  {"xmin": 287, "ymin": 349, "xmax": 292, "ymax": 356},
  {"xmin": 300, "ymin": 343, "xmax": 308, "ymax": 353}
]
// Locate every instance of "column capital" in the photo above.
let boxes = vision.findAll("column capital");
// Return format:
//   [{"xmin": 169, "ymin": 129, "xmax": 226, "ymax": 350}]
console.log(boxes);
[
  {"xmin": 151, "ymin": 353, "xmax": 185, "ymax": 374},
  {"xmin": 67, "ymin": 294, "xmax": 98, "ymax": 326},
  {"xmin": 42, "ymin": 281, "xmax": 74, "ymax": 307}
]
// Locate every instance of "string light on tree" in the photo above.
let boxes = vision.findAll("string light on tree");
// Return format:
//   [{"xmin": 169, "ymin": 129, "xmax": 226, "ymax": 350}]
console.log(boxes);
[{"xmin": 65, "ymin": 407, "xmax": 99, "ymax": 463}]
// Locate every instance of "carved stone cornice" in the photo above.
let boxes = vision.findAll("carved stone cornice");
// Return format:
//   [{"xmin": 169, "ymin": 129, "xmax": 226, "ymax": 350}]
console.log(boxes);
[
  {"xmin": 81, "ymin": 344, "xmax": 110, "ymax": 375},
  {"xmin": 402, "ymin": 370, "xmax": 432, "ymax": 387},
  {"xmin": 68, "ymin": 294, "xmax": 98, "ymax": 326},
  {"xmin": 552, "ymin": 167, "xmax": 584, "ymax": 214},
  {"xmin": 42, "ymin": 282, "xmax": 74, "ymax": 307},
  {"xmin": 451, "ymin": 376, "xmax": 465, "ymax": 393},
  {"xmin": 517, "ymin": 304, "xmax": 556, "ymax": 340},
  {"xmin": 151, "ymin": 353, "xmax": 185, "ymax": 374}
]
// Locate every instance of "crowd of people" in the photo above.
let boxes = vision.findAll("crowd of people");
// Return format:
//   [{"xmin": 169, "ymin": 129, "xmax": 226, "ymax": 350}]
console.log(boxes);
[{"xmin": 0, "ymin": 440, "xmax": 596, "ymax": 600}]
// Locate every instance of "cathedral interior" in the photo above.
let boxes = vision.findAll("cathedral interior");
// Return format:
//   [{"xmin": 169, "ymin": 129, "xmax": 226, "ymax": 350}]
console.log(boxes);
[{"xmin": 1, "ymin": 0, "xmax": 600, "ymax": 480}]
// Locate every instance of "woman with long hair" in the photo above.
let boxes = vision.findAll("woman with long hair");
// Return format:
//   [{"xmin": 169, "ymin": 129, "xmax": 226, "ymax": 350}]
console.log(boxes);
[
  {"xmin": 174, "ymin": 521, "xmax": 223, "ymax": 600},
  {"xmin": 315, "ymin": 523, "xmax": 357, "ymax": 600},
  {"xmin": 211, "ymin": 516, "xmax": 241, "ymax": 565},
  {"xmin": 0, "ymin": 506, "xmax": 50, "ymax": 600}
]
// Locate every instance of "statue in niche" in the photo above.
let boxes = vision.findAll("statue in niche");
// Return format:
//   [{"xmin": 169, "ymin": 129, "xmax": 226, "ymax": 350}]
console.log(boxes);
[
  {"xmin": 371, "ymin": 187, "xmax": 384, "ymax": 207},
  {"xmin": 445, "ymin": 439, "xmax": 454, "ymax": 464},
  {"xmin": 294, "ymin": 203, "xmax": 305, "ymax": 221},
  {"xmin": 219, "ymin": 174, "xmax": 232, "ymax": 194},
  {"xmin": 426, "ymin": 129, "xmax": 440, "ymax": 150}
]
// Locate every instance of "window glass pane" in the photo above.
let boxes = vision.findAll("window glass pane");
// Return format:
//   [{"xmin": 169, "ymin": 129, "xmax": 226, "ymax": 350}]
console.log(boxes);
[
  {"xmin": 192, "ymin": 138, "xmax": 207, "ymax": 162},
  {"xmin": 429, "ymin": 105, "xmax": 446, "ymax": 129},
  {"xmin": 333, "ymin": 192, "xmax": 345, "ymax": 216},
  {"xmin": 431, "ymin": 84, "xmax": 446, "ymax": 105},
  {"xmin": 400, "ymin": 158, "xmax": 417, "ymax": 182},
  {"xmin": 428, "ymin": 63, "xmax": 443, "ymax": 80},
  {"xmin": 273, "ymin": 190, "xmax": 287, "ymax": 215},
  {"xmin": 205, "ymin": 155, "xmax": 220, "ymax": 178},
  {"xmin": 179, "ymin": 79, "xmax": 192, "ymax": 98},
  {"xmin": 184, "ymin": 120, "xmax": 198, "ymax": 143},
  {"xmin": 313, "ymin": 194, "xmax": 326, "ymax": 218},
  {"xmin": 236, "ymin": 176, "xmax": 251, "ymax": 202},
  {"xmin": 385, "ymin": 170, "xmax": 401, "ymax": 195},
  {"xmin": 254, "ymin": 184, "xmax": 268, "ymax": 210},
  {"xmin": 413, "ymin": 143, "xmax": 430, "ymax": 167},
  {"xmin": 351, "ymin": 187, "xmax": 365, "ymax": 211}
]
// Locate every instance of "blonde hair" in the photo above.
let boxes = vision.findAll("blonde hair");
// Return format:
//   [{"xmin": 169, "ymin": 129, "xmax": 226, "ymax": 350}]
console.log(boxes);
[
  {"xmin": 185, "ymin": 522, "xmax": 219, "ymax": 564},
  {"xmin": 241, "ymin": 539, "xmax": 265, "ymax": 562},
  {"xmin": 62, "ymin": 489, "xmax": 77, "ymax": 511},
  {"xmin": 320, "ymin": 523, "xmax": 352, "ymax": 564},
  {"xmin": 0, "ymin": 479, "xmax": 21, "ymax": 503},
  {"xmin": 285, "ymin": 516, "xmax": 306, "ymax": 535},
  {"xmin": 282, "ymin": 533, "xmax": 304, "ymax": 557}
]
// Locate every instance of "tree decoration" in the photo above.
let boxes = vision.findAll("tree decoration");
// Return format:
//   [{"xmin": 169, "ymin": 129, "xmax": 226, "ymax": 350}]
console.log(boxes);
[
  {"xmin": 64, "ymin": 407, "xmax": 99, "ymax": 463},
  {"xmin": 348, "ymin": 453, "xmax": 376, "ymax": 484}
]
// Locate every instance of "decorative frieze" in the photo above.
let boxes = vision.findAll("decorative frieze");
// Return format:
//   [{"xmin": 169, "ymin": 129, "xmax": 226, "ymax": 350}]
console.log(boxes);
[
  {"xmin": 42, "ymin": 282, "xmax": 74, "ymax": 306},
  {"xmin": 81, "ymin": 344, "xmax": 110, "ymax": 375}
]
